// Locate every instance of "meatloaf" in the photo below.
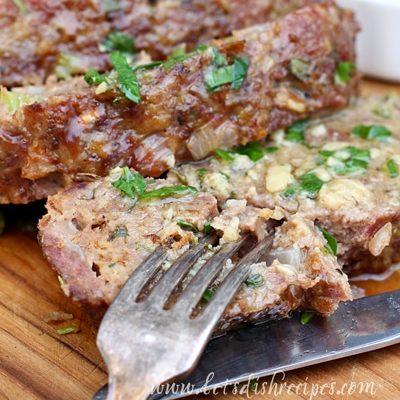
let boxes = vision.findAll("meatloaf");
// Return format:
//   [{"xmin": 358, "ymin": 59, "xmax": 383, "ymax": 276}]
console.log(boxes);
[
  {"xmin": 39, "ymin": 172, "xmax": 351, "ymax": 326},
  {"xmin": 39, "ymin": 94, "xmax": 400, "ymax": 323},
  {"xmin": 0, "ymin": 0, "xmax": 315, "ymax": 87},
  {"xmin": 0, "ymin": 2, "xmax": 359, "ymax": 204}
]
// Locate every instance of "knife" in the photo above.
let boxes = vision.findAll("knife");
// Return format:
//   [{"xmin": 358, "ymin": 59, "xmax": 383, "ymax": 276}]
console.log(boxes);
[{"xmin": 94, "ymin": 289, "xmax": 400, "ymax": 399}]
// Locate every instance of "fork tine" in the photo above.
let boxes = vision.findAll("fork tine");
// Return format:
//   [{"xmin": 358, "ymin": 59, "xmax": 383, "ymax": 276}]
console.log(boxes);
[
  {"xmin": 174, "ymin": 236, "xmax": 248, "ymax": 315},
  {"xmin": 145, "ymin": 235, "xmax": 217, "ymax": 306},
  {"xmin": 199, "ymin": 235, "xmax": 273, "ymax": 325},
  {"xmin": 109, "ymin": 246, "xmax": 168, "ymax": 307}
]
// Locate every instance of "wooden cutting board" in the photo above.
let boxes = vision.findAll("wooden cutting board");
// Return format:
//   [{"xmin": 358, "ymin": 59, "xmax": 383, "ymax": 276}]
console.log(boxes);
[{"xmin": 1, "ymin": 80, "xmax": 400, "ymax": 400}]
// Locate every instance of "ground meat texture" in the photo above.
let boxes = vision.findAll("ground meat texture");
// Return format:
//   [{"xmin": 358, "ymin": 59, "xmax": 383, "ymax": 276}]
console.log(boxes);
[
  {"xmin": 175, "ymin": 94, "xmax": 400, "ymax": 276},
  {"xmin": 38, "ymin": 175, "xmax": 351, "ymax": 325},
  {"xmin": 0, "ymin": 2, "xmax": 359, "ymax": 204},
  {"xmin": 0, "ymin": 0, "xmax": 315, "ymax": 87}
]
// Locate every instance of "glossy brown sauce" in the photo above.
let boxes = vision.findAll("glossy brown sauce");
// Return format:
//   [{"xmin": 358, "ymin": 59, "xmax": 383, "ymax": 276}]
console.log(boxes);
[{"xmin": 352, "ymin": 265, "xmax": 400, "ymax": 296}]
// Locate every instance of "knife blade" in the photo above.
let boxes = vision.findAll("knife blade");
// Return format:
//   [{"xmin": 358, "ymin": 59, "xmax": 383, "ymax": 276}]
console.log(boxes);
[{"xmin": 94, "ymin": 290, "xmax": 400, "ymax": 399}]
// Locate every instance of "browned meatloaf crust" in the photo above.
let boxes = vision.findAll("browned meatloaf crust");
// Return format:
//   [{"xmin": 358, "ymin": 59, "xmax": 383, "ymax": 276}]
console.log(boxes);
[
  {"xmin": 0, "ymin": 2, "xmax": 359, "ymax": 204},
  {"xmin": 0, "ymin": 0, "xmax": 317, "ymax": 87},
  {"xmin": 39, "ymin": 174, "xmax": 351, "ymax": 327}
]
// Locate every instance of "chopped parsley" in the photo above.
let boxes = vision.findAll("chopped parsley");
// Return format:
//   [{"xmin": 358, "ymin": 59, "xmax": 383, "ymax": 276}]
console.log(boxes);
[
  {"xmin": 215, "ymin": 149, "xmax": 235, "ymax": 163},
  {"xmin": 108, "ymin": 226, "xmax": 129, "ymax": 241},
  {"xmin": 290, "ymin": 58, "xmax": 310, "ymax": 82},
  {"xmin": 202, "ymin": 288, "xmax": 215, "ymax": 302},
  {"xmin": 245, "ymin": 273, "xmax": 264, "ymax": 288},
  {"xmin": 386, "ymin": 159, "xmax": 399, "ymax": 178},
  {"xmin": 204, "ymin": 49, "xmax": 249, "ymax": 92},
  {"xmin": 283, "ymin": 172, "xmax": 323, "ymax": 199},
  {"xmin": 110, "ymin": 51, "xmax": 141, "ymax": 103},
  {"xmin": 334, "ymin": 61, "xmax": 355, "ymax": 86},
  {"xmin": 235, "ymin": 142, "xmax": 264, "ymax": 162},
  {"xmin": 300, "ymin": 311, "xmax": 314, "ymax": 325},
  {"xmin": 319, "ymin": 227, "xmax": 337, "ymax": 256},
  {"xmin": 285, "ymin": 120, "xmax": 308, "ymax": 143},
  {"xmin": 101, "ymin": 31, "xmax": 135, "ymax": 54},
  {"xmin": 318, "ymin": 146, "xmax": 371, "ymax": 176},
  {"xmin": 196, "ymin": 167, "xmax": 208, "ymax": 179},
  {"xmin": 57, "ymin": 325, "xmax": 78, "ymax": 335},
  {"xmin": 203, "ymin": 221, "xmax": 213, "ymax": 235},
  {"xmin": 352, "ymin": 124, "xmax": 391, "ymax": 141},
  {"xmin": 84, "ymin": 69, "xmax": 107, "ymax": 86},
  {"xmin": 177, "ymin": 220, "xmax": 198, "ymax": 232},
  {"xmin": 112, "ymin": 167, "xmax": 198, "ymax": 203},
  {"xmin": 12, "ymin": 0, "xmax": 28, "ymax": 13},
  {"xmin": 141, "ymin": 185, "xmax": 197, "ymax": 200}
]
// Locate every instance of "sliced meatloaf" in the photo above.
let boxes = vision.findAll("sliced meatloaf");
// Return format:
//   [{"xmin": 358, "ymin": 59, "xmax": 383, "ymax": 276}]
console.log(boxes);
[
  {"xmin": 174, "ymin": 94, "xmax": 400, "ymax": 275},
  {"xmin": 0, "ymin": 0, "xmax": 316, "ymax": 87},
  {"xmin": 39, "ymin": 94, "xmax": 400, "ymax": 322},
  {"xmin": 0, "ymin": 2, "xmax": 359, "ymax": 204},
  {"xmin": 39, "ymin": 172, "xmax": 351, "ymax": 326}
]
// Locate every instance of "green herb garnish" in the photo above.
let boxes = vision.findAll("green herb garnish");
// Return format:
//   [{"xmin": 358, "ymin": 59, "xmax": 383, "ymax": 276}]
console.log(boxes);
[
  {"xmin": 290, "ymin": 58, "xmax": 310, "ymax": 82},
  {"xmin": 386, "ymin": 159, "xmax": 399, "ymax": 178},
  {"xmin": 334, "ymin": 61, "xmax": 355, "ymax": 86},
  {"xmin": 265, "ymin": 146, "xmax": 279, "ymax": 153},
  {"xmin": 202, "ymin": 288, "xmax": 215, "ymax": 302},
  {"xmin": 108, "ymin": 226, "xmax": 129, "ymax": 241},
  {"xmin": 352, "ymin": 124, "xmax": 391, "ymax": 141},
  {"xmin": 319, "ymin": 227, "xmax": 337, "ymax": 256},
  {"xmin": 0, "ymin": 88, "xmax": 37, "ymax": 114},
  {"xmin": 112, "ymin": 167, "xmax": 147, "ymax": 198},
  {"xmin": 298, "ymin": 173, "xmax": 324, "ymax": 198},
  {"xmin": 177, "ymin": 220, "xmax": 198, "ymax": 232},
  {"xmin": 84, "ymin": 69, "xmax": 108, "ymax": 86},
  {"xmin": 110, "ymin": 51, "xmax": 141, "ymax": 103},
  {"xmin": 203, "ymin": 221, "xmax": 213, "ymax": 234},
  {"xmin": 204, "ymin": 55, "xmax": 249, "ymax": 92},
  {"xmin": 57, "ymin": 325, "xmax": 78, "ymax": 335},
  {"xmin": 285, "ymin": 120, "xmax": 308, "ymax": 143},
  {"xmin": 235, "ymin": 142, "xmax": 264, "ymax": 162},
  {"xmin": 102, "ymin": 31, "xmax": 135, "ymax": 54},
  {"xmin": 300, "ymin": 311, "xmax": 314, "ymax": 325},
  {"xmin": 196, "ymin": 168, "xmax": 208, "ymax": 179},
  {"xmin": 245, "ymin": 273, "xmax": 264, "ymax": 288},
  {"xmin": 215, "ymin": 149, "xmax": 235, "ymax": 163},
  {"xmin": 141, "ymin": 185, "xmax": 198, "ymax": 200},
  {"xmin": 12, "ymin": 0, "xmax": 28, "ymax": 13}
]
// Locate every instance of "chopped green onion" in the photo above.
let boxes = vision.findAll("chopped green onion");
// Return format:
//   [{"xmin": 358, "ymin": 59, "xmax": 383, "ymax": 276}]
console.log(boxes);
[
  {"xmin": 132, "ymin": 61, "xmax": 163, "ymax": 72},
  {"xmin": 300, "ymin": 311, "xmax": 314, "ymax": 325},
  {"xmin": 110, "ymin": 51, "xmax": 141, "ymax": 103},
  {"xmin": 265, "ymin": 146, "xmax": 279, "ymax": 154},
  {"xmin": 386, "ymin": 159, "xmax": 399, "ymax": 178},
  {"xmin": 141, "ymin": 185, "xmax": 198, "ymax": 200},
  {"xmin": 290, "ymin": 58, "xmax": 310, "ymax": 82},
  {"xmin": 352, "ymin": 124, "xmax": 391, "ymax": 141},
  {"xmin": 334, "ymin": 61, "xmax": 355, "ymax": 86},
  {"xmin": 55, "ymin": 54, "xmax": 82, "ymax": 79},
  {"xmin": 319, "ymin": 227, "xmax": 337, "ymax": 256},
  {"xmin": 245, "ymin": 273, "xmax": 264, "ymax": 288},
  {"xmin": 203, "ymin": 221, "xmax": 213, "ymax": 234},
  {"xmin": 101, "ymin": 31, "xmax": 135, "ymax": 54},
  {"xmin": 196, "ymin": 167, "xmax": 208, "ymax": 179},
  {"xmin": 177, "ymin": 220, "xmax": 198, "ymax": 232}
]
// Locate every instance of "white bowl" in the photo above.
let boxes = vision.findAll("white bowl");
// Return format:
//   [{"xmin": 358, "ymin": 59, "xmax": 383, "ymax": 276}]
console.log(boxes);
[{"xmin": 337, "ymin": 0, "xmax": 400, "ymax": 82}]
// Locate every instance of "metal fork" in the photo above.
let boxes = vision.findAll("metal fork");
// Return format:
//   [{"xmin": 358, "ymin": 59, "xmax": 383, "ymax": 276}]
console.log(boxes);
[{"xmin": 97, "ymin": 234, "xmax": 273, "ymax": 400}]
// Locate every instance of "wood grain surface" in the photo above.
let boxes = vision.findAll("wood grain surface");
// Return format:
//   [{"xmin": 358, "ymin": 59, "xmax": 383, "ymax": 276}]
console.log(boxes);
[{"xmin": 0, "ymin": 80, "xmax": 399, "ymax": 400}]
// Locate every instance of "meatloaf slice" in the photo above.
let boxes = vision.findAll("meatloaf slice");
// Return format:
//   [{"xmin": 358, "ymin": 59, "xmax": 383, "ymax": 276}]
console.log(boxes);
[
  {"xmin": 0, "ymin": 0, "xmax": 318, "ymax": 88},
  {"xmin": 174, "ymin": 94, "xmax": 400, "ymax": 275},
  {"xmin": 39, "ymin": 172, "xmax": 351, "ymax": 326},
  {"xmin": 0, "ymin": 2, "xmax": 359, "ymax": 204}
]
